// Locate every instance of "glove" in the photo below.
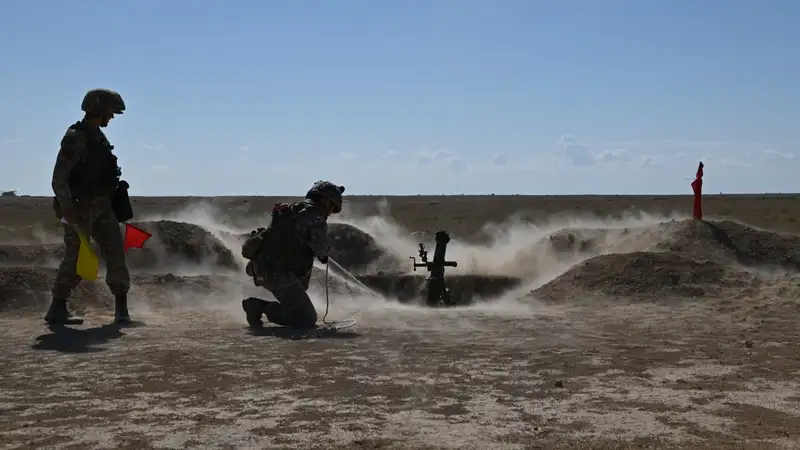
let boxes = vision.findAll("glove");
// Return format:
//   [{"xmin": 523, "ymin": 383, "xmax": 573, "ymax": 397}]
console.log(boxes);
[{"xmin": 317, "ymin": 255, "xmax": 329, "ymax": 264}]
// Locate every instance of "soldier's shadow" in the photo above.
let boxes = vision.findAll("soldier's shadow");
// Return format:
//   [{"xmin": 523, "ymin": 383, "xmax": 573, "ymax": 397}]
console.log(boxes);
[
  {"xmin": 31, "ymin": 321, "xmax": 143, "ymax": 353},
  {"xmin": 247, "ymin": 325, "xmax": 362, "ymax": 341}
]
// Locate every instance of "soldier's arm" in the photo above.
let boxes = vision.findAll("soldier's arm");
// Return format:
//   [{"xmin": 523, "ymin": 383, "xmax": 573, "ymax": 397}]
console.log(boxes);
[
  {"xmin": 51, "ymin": 128, "xmax": 87, "ymax": 206},
  {"xmin": 301, "ymin": 214, "xmax": 331, "ymax": 260}
]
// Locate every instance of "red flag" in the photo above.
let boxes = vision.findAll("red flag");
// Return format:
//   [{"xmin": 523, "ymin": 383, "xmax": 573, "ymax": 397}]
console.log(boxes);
[
  {"xmin": 690, "ymin": 161, "xmax": 704, "ymax": 220},
  {"xmin": 124, "ymin": 223, "xmax": 152, "ymax": 253}
]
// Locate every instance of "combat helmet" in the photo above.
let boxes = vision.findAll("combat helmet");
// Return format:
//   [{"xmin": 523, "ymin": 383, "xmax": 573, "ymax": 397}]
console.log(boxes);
[
  {"xmin": 81, "ymin": 89, "xmax": 126, "ymax": 115},
  {"xmin": 306, "ymin": 180, "xmax": 346, "ymax": 213}
]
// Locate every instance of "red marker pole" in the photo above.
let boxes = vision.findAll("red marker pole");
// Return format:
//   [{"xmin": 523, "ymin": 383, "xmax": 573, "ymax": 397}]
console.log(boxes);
[{"xmin": 691, "ymin": 161, "xmax": 704, "ymax": 220}]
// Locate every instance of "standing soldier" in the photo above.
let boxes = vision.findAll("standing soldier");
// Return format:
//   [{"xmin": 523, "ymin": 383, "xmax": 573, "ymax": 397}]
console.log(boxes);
[{"xmin": 45, "ymin": 88, "xmax": 133, "ymax": 326}]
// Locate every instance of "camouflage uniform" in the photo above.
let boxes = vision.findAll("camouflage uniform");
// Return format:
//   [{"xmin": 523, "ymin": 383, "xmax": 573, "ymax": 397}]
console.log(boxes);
[
  {"xmin": 242, "ymin": 181, "xmax": 345, "ymax": 328},
  {"xmin": 45, "ymin": 89, "xmax": 132, "ymax": 326}
]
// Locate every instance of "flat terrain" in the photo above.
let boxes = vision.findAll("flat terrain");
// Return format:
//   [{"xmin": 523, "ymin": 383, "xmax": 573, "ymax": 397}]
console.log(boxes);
[
  {"xmin": 1, "ymin": 194, "xmax": 800, "ymax": 449},
  {"xmin": 3, "ymin": 193, "xmax": 800, "ymax": 241}
]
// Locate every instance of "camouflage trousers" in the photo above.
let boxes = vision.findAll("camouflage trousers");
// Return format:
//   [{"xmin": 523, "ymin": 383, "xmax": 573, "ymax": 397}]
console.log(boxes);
[
  {"xmin": 52, "ymin": 205, "xmax": 130, "ymax": 299},
  {"xmin": 259, "ymin": 267, "xmax": 318, "ymax": 328}
]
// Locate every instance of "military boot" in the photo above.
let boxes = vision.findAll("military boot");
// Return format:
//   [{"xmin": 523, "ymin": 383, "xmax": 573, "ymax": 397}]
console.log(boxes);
[
  {"xmin": 44, "ymin": 298, "xmax": 84, "ymax": 325},
  {"xmin": 114, "ymin": 294, "xmax": 131, "ymax": 325},
  {"xmin": 242, "ymin": 297, "xmax": 267, "ymax": 328}
]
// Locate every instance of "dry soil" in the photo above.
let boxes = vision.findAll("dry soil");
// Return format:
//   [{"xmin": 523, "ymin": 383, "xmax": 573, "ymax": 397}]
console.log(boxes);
[{"xmin": 1, "ymin": 194, "xmax": 800, "ymax": 450}]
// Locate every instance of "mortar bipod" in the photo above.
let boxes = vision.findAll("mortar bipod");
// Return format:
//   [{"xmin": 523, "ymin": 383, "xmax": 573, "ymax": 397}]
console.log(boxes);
[{"xmin": 408, "ymin": 230, "xmax": 458, "ymax": 307}]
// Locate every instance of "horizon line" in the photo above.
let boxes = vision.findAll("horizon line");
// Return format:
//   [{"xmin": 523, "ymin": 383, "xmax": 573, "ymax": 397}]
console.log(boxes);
[{"xmin": 3, "ymin": 192, "xmax": 800, "ymax": 199}]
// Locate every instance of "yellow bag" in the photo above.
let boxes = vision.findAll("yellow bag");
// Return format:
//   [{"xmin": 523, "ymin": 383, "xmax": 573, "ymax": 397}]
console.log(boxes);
[{"xmin": 76, "ymin": 232, "xmax": 99, "ymax": 281}]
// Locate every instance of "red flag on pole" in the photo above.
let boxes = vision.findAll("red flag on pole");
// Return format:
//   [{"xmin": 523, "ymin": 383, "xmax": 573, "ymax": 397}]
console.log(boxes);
[
  {"xmin": 690, "ymin": 161, "xmax": 704, "ymax": 220},
  {"xmin": 123, "ymin": 223, "xmax": 152, "ymax": 253}
]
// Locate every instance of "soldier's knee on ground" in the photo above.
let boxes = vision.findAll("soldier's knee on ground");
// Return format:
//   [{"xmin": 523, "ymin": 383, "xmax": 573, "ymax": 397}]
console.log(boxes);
[
  {"xmin": 289, "ymin": 291, "xmax": 318, "ymax": 327},
  {"xmin": 268, "ymin": 287, "xmax": 318, "ymax": 328},
  {"xmin": 290, "ymin": 302, "xmax": 317, "ymax": 328}
]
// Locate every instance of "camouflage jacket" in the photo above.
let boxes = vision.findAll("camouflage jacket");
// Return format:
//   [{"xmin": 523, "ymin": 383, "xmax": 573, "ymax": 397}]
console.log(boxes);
[{"xmin": 52, "ymin": 120, "xmax": 120, "ymax": 210}]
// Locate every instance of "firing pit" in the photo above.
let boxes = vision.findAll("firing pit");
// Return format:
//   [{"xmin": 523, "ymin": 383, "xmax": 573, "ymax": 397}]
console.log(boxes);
[{"xmin": 355, "ymin": 273, "xmax": 523, "ymax": 306}]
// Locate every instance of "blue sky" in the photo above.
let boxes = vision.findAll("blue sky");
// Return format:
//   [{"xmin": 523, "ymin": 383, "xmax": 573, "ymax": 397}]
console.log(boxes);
[{"xmin": 1, "ymin": 0, "xmax": 798, "ymax": 196}]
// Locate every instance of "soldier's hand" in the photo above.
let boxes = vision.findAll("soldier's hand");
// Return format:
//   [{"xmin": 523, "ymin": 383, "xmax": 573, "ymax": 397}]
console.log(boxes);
[
  {"xmin": 60, "ymin": 206, "xmax": 80, "ymax": 228},
  {"xmin": 60, "ymin": 207, "xmax": 88, "ymax": 236}
]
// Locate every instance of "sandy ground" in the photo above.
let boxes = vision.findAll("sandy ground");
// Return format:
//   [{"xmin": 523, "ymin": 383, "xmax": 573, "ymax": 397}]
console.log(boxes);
[{"xmin": 2, "ymin": 194, "xmax": 800, "ymax": 449}]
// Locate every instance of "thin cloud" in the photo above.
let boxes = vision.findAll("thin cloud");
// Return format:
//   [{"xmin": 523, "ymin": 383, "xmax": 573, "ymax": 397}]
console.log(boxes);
[
  {"xmin": 595, "ymin": 148, "xmax": 627, "ymax": 163},
  {"xmin": 449, "ymin": 157, "xmax": 467, "ymax": 172},
  {"xmin": 492, "ymin": 152, "xmax": 508, "ymax": 166},
  {"xmin": 556, "ymin": 135, "xmax": 595, "ymax": 167},
  {"xmin": 416, "ymin": 148, "xmax": 468, "ymax": 172},
  {"xmin": 417, "ymin": 148, "xmax": 454, "ymax": 163},
  {"xmin": 555, "ymin": 135, "xmax": 631, "ymax": 167},
  {"xmin": 638, "ymin": 155, "xmax": 663, "ymax": 168},
  {"xmin": 763, "ymin": 149, "xmax": 795, "ymax": 160}
]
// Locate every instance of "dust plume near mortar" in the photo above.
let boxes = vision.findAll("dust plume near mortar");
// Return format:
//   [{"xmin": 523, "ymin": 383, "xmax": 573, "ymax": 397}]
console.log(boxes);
[
  {"xmin": 1, "ymin": 199, "xmax": 800, "ymax": 315},
  {"xmin": 329, "ymin": 213, "xmax": 800, "ymax": 308}
]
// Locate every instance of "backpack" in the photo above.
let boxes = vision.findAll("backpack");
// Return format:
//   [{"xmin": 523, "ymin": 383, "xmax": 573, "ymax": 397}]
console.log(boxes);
[
  {"xmin": 241, "ymin": 227, "xmax": 268, "ymax": 260},
  {"xmin": 240, "ymin": 201, "xmax": 310, "ymax": 261}
]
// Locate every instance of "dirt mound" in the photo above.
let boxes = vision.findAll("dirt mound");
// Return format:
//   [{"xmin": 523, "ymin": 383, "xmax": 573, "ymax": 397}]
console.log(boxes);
[
  {"xmin": 533, "ymin": 251, "xmax": 758, "ymax": 302},
  {"xmin": 124, "ymin": 220, "xmax": 240, "ymax": 271},
  {"xmin": 499, "ymin": 225, "xmax": 672, "ymax": 279},
  {"xmin": 0, "ymin": 221, "xmax": 240, "ymax": 272},
  {"xmin": 356, "ymin": 273, "xmax": 522, "ymax": 305},
  {"xmin": 541, "ymin": 219, "xmax": 800, "ymax": 275},
  {"xmin": 0, "ymin": 243, "xmax": 63, "ymax": 266},
  {"xmin": 539, "ymin": 224, "xmax": 672, "ymax": 263},
  {"xmin": 237, "ymin": 222, "xmax": 401, "ymax": 274},
  {"xmin": 1, "ymin": 221, "xmax": 400, "ymax": 276},
  {"xmin": 0, "ymin": 267, "xmax": 110, "ymax": 312},
  {"xmin": 327, "ymin": 223, "xmax": 401, "ymax": 273},
  {"xmin": 658, "ymin": 219, "xmax": 800, "ymax": 271}
]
